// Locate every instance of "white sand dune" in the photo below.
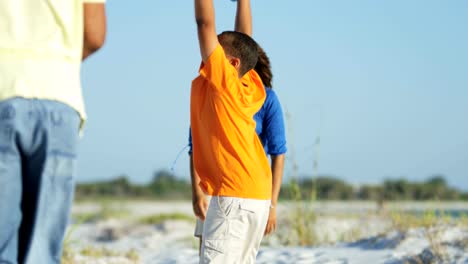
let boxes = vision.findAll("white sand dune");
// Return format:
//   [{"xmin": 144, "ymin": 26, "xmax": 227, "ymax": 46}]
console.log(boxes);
[
  {"xmin": 147, "ymin": 229, "xmax": 467, "ymax": 264},
  {"xmin": 68, "ymin": 201, "xmax": 468, "ymax": 264}
]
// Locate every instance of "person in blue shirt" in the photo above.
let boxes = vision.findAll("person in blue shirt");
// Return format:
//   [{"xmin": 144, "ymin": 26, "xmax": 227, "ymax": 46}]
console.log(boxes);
[{"xmin": 188, "ymin": 38, "xmax": 287, "ymax": 255}]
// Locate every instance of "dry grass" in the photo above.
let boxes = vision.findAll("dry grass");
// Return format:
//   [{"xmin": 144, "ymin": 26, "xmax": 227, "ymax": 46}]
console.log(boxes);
[
  {"xmin": 457, "ymin": 212, "xmax": 468, "ymax": 228},
  {"xmin": 72, "ymin": 201, "xmax": 130, "ymax": 223},
  {"xmin": 62, "ymin": 246, "xmax": 140, "ymax": 264},
  {"xmin": 62, "ymin": 201, "xmax": 134, "ymax": 263},
  {"xmin": 454, "ymin": 237, "xmax": 468, "ymax": 251},
  {"xmin": 282, "ymin": 179, "xmax": 319, "ymax": 246},
  {"xmin": 388, "ymin": 207, "xmax": 453, "ymax": 261},
  {"xmin": 81, "ymin": 246, "xmax": 139, "ymax": 261},
  {"xmin": 138, "ymin": 212, "xmax": 194, "ymax": 225}
]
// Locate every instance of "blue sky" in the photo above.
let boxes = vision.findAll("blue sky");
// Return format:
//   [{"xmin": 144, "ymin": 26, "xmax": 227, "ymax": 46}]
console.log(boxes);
[{"xmin": 79, "ymin": 0, "xmax": 468, "ymax": 190}]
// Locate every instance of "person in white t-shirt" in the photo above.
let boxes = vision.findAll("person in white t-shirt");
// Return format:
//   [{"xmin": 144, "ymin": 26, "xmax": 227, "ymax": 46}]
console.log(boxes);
[{"xmin": 0, "ymin": 1, "xmax": 106, "ymax": 263}]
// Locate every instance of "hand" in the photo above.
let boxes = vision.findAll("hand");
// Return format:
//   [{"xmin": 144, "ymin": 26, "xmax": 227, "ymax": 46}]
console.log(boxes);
[
  {"xmin": 264, "ymin": 207, "xmax": 277, "ymax": 235},
  {"xmin": 192, "ymin": 194, "xmax": 208, "ymax": 221}
]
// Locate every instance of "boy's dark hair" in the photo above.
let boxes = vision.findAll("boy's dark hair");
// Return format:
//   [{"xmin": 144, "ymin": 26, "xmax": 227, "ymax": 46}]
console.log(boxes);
[
  {"xmin": 255, "ymin": 45, "xmax": 273, "ymax": 88},
  {"xmin": 218, "ymin": 31, "xmax": 259, "ymax": 77}
]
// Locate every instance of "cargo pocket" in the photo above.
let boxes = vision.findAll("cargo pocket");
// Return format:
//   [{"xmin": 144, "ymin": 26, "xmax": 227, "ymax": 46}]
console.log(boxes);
[
  {"xmin": 229, "ymin": 202, "xmax": 257, "ymax": 240},
  {"xmin": 202, "ymin": 239, "xmax": 225, "ymax": 263},
  {"xmin": 239, "ymin": 202, "xmax": 257, "ymax": 214}
]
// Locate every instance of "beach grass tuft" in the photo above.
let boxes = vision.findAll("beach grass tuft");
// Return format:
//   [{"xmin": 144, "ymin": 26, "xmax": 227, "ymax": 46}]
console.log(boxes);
[{"xmin": 138, "ymin": 212, "xmax": 195, "ymax": 225}]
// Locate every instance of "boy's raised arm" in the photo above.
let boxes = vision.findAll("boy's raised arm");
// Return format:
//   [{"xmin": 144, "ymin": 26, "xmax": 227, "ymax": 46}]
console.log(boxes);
[
  {"xmin": 195, "ymin": 0, "xmax": 219, "ymax": 62},
  {"xmin": 234, "ymin": 0, "xmax": 252, "ymax": 36}
]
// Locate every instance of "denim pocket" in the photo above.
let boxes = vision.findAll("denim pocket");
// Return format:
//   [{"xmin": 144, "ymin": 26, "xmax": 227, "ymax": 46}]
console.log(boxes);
[
  {"xmin": 44, "ymin": 154, "xmax": 76, "ymax": 187},
  {"xmin": 48, "ymin": 107, "xmax": 80, "ymax": 158},
  {"xmin": 0, "ymin": 104, "xmax": 16, "ymax": 155}
]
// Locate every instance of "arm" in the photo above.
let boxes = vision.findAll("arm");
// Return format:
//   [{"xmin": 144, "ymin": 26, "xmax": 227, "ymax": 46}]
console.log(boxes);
[
  {"xmin": 265, "ymin": 154, "xmax": 285, "ymax": 235},
  {"xmin": 83, "ymin": 3, "xmax": 107, "ymax": 61},
  {"xmin": 234, "ymin": 0, "xmax": 252, "ymax": 36},
  {"xmin": 270, "ymin": 154, "xmax": 285, "ymax": 207},
  {"xmin": 263, "ymin": 91, "xmax": 287, "ymax": 235},
  {"xmin": 195, "ymin": 0, "xmax": 219, "ymax": 62},
  {"xmin": 190, "ymin": 154, "xmax": 208, "ymax": 220}
]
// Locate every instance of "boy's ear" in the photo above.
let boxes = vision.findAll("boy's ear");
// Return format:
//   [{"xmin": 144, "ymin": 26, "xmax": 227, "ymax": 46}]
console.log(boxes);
[{"xmin": 229, "ymin": 57, "xmax": 241, "ymax": 71}]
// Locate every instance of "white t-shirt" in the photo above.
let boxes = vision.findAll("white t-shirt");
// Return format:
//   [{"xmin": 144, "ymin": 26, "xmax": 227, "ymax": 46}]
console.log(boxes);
[{"xmin": 0, "ymin": 0, "xmax": 106, "ymax": 129}]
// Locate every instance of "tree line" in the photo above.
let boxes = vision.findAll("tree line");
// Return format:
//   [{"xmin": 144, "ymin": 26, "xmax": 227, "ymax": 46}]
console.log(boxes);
[{"xmin": 74, "ymin": 170, "xmax": 468, "ymax": 201}]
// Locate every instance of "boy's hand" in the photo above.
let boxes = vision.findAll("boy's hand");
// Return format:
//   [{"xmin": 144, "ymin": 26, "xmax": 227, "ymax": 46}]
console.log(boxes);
[
  {"xmin": 264, "ymin": 207, "xmax": 277, "ymax": 235},
  {"xmin": 192, "ymin": 194, "xmax": 208, "ymax": 221}
]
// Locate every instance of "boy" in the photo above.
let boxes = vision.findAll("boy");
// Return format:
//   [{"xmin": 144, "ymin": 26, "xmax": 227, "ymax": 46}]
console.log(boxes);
[
  {"xmin": 0, "ymin": 1, "xmax": 106, "ymax": 263},
  {"xmin": 191, "ymin": 0, "xmax": 272, "ymax": 262}
]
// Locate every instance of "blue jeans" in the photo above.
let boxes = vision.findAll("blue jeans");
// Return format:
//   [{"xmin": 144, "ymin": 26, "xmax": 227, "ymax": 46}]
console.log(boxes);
[{"xmin": 0, "ymin": 98, "xmax": 80, "ymax": 264}]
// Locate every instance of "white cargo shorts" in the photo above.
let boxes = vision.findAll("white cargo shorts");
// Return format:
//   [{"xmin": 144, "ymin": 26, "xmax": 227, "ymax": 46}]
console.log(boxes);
[{"xmin": 199, "ymin": 196, "xmax": 270, "ymax": 264}]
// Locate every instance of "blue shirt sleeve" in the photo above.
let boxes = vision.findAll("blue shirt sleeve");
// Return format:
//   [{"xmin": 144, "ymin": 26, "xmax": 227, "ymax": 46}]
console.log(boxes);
[{"xmin": 262, "ymin": 89, "xmax": 287, "ymax": 156}]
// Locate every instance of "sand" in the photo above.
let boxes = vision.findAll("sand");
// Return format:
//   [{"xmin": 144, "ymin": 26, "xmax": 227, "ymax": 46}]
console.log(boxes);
[{"xmin": 66, "ymin": 201, "xmax": 468, "ymax": 264}]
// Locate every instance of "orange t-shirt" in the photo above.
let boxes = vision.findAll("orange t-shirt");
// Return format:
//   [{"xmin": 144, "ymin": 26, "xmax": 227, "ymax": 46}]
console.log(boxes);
[{"xmin": 190, "ymin": 44, "xmax": 272, "ymax": 200}]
